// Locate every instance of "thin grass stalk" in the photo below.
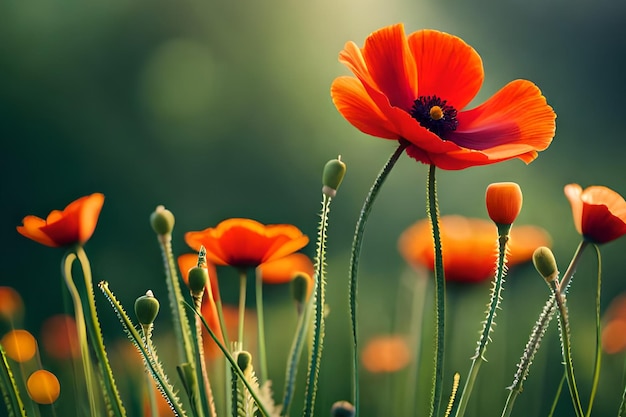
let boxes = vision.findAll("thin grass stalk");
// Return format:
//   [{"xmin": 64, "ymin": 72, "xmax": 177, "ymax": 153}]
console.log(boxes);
[
  {"xmin": 426, "ymin": 163, "xmax": 445, "ymax": 417},
  {"xmin": 348, "ymin": 141, "xmax": 407, "ymax": 415},
  {"xmin": 547, "ymin": 372, "xmax": 567, "ymax": 417}
]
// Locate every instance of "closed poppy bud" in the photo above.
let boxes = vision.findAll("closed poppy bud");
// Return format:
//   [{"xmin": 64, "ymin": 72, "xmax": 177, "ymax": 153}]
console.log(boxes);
[
  {"xmin": 150, "ymin": 205, "xmax": 175, "ymax": 235},
  {"xmin": 27, "ymin": 370, "xmax": 60, "ymax": 404},
  {"xmin": 486, "ymin": 182, "xmax": 523, "ymax": 226},
  {"xmin": 331, "ymin": 401, "xmax": 355, "ymax": 417},
  {"xmin": 532, "ymin": 246, "xmax": 558, "ymax": 282},
  {"xmin": 236, "ymin": 350, "xmax": 252, "ymax": 373},
  {"xmin": 322, "ymin": 157, "xmax": 347, "ymax": 197},
  {"xmin": 188, "ymin": 266, "xmax": 208, "ymax": 297},
  {"xmin": 134, "ymin": 290, "xmax": 160, "ymax": 325}
]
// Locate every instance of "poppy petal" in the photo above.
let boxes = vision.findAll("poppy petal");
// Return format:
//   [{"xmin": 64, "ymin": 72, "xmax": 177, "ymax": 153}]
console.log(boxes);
[
  {"xmin": 350, "ymin": 23, "xmax": 417, "ymax": 111},
  {"xmin": 564, "ymin": 184, "xmax": 584, "ymax": 235},
  {"xmin": 449, "ymin": 80, "xmax": 556, "ymax": 153},
  {"xmin": 331, "ymin": 76, "xmax": 400, "ymax": 139},
  {"xmin": 257, "ymin": 253, "xmax": 314, "ymax": 284},
  {"xmin": 407, "ymin": 29, "xmax": 483, "ymax": 110},
  {"xmin": 17, "ymin": 216, "xmax": 58, "ymax": 247}
]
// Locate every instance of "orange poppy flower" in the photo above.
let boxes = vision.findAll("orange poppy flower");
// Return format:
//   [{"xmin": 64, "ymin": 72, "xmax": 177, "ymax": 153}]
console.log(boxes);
[
  {"xmin": 564, "ymin": 184, "xmax": 626, "ymax": 244},
  {"xmin": 256, "ymin": 253, "xmax": 315, "ymax": 284},
  {"xmin": 17, "ymin": 193, "xmax": 105, "ymax": 247},
  {"xmin": 398, "ymin": 215, "xmax": 551, "ymax": 283},
  {"xmin": 184, "ymin": 218, "xmax": 309, "ymax": 269},
  {"xmin": 331, "ymin": 24, "xmax": 556, "ymax": 170}
]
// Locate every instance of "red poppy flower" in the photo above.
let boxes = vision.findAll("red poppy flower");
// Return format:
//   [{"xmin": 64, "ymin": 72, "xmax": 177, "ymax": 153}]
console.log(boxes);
[
  {"xmin": 564, "ymin": 184, "xmax": 626, "ymax": 244},
  {"xmin": 331, "ymin": 24, "xmax": 556, "ymax": 170},
  {"xmin": 398, "ymin": 215, "xmax": 551, "ymax": 283},
  {"xmin": 184, "ymin": 218, "xmax": 309, "ymax": 269},
  {"xmin": 17, "ymin": 193, "xmax": 105, "ymax": 247}
]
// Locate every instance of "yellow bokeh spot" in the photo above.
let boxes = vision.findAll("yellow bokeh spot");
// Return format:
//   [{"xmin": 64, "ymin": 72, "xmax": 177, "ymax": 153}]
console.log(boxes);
[
  {"xmin": 1, "ymin": 329, "xmax": 37, "ymax": 362},
  {"xmin": 27, "ymin": 370, "xmax": 60, "ymax": 404},
  {"xmin": 429, "ymin": 105, "xmax": 444, "ymax": 120}
]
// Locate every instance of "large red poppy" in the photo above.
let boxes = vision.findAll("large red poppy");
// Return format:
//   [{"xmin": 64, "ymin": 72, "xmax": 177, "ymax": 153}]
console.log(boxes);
[
  {"xmin": 331, "ymin": 24, "xmax": 556, "ymax": 170},
  {"xmin": 17, "ymin": 193, "xmax": 105, "ymax": 247},
  {"xmin": 564, "ymin": 184, "xmax": 626, "ymax": 244},
  {"xmin": 398, "ymin": 215, "xmax": 551, "ymax": 283}
]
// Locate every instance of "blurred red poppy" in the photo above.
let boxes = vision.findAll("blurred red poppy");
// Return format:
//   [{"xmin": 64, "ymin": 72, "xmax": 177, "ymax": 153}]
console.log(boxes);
[
  {"xmin": 361, "ymin": 335, "xmax": 411, "ymax": 373},
  {"xmin": 398, "ymin": 215, "xmax": 551, "ymax": 283},
  {"xmin": 564, "ymin": 184, "xmax": 626, "ymax": 244},
  {"xmin": 331, "ymin": 24, "xmax": 556, "ymax": 170},
  {"xmin": 17, "ymin": 193, "xmax": 104, "ymax": 247}
]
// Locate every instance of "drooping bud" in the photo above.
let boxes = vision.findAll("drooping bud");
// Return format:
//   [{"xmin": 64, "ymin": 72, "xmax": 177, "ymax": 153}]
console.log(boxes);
[
  {"xmin": 330, "ymin": 401, "xmax": 355, "ymax": 417},
  {"xmin": 134, "ymin": 290, "xmax": 160, "ymax": 325},
  {"xmin": 485, "ymin": 182, "xmax": 523, "ymax": 229},
  {"xmin": 322, "ymin": 156, "xmax": 347, "ymax": 198},
  {"xmin": 532, "ymin": 246, "xmax": 558, "ymax": 282},
  {"xmin": 26, "ymin": 370, "xmax": 60, "ymax": 404},
  {"xmin": 291, "ymin": 272, "xmax": 312, "ymax": 309},
  {"xmin": 150, "ymin": 205, "xmax": 175, "ymax": 235}
]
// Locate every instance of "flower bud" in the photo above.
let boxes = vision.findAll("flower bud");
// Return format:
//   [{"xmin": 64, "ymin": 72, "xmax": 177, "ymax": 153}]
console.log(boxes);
[
  {"xmin": 188, "ymin": 266, "xmax": 209, "ymax": 297},
  {"xmin": 27, "ymin": 370, "xmax": 60, "ymax": 404},
  {"xmin": 134, "ymin": 290, "xmax": 160, "ymax": 325},
  {"xmin": 236, "ymin": 350, "xmax": 253, "ymax": 373},
  {"xmin": 532, "ymin": 246, "xmax": 558, "ymax": 282},
  {"xmin": 291, "ymin": 272, "xmax": 311, "ymax": 304},
  {"xmin": 485, "ymin": 182, "xmax": 523, "ymax": 226},
  {"xmin": 331, "ymin": 401, "xmax": 355, "ymax": 417},
  {"xmin": 322, "ymin": 157, "xmax": 347, "ymax": 197},
  {"xmin": 150, "ymin": 205, "xmax": 175, "ymax": 235}
]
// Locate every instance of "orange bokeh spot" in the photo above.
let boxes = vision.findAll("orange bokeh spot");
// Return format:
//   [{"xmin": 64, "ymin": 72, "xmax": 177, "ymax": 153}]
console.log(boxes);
[
  {"xmin": 1, "ymin": 329, "xmax": 37, "ymax": 362},
  {"xmin": 27, "ymin": 369, "xmax": 60, "ymax": 404},
  {"xmin": 0, "ymin": 287, "xmax": 24, "ymax": 321},
  {"xmin": 602, "ymin": 320, "xmax": 626, "ymax": 355},
  {"xmin": 41, "ymin": 315, "xmax": 79, "ymax": 360},
  {"xmin": 361, "ymin": 335, "xmax": 411, "ymax": 373}
]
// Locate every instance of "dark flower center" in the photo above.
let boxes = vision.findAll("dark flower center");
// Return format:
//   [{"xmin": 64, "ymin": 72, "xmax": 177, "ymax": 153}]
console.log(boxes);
[{"xmin": 410, "ymin": 95, "xmax": 458, "ymax": 139}]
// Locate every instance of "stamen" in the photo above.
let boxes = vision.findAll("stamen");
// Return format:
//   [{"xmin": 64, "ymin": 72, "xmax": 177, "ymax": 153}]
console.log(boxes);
[{"xmin": 410, "ymin": 96, "xmax": 458, "ymax": 139}]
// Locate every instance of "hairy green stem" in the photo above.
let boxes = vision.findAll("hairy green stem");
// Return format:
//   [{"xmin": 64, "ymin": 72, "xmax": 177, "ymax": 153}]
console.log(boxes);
[
  {"xmin": 455, "ymin": 227, "xmax": 511, "ymax": 417},
  {"xmin": 348, "ymin": 142, "xmax": 407, "ymax": 415},
  {"xmin": 427, "ymin": 164, "xmax": 445, "ymax": 417},
  {"xmin": 586, "ymin": 244, "xmax": 602, "ymax": 417},
  {"xmin": 238, "ymin": 270, "xmax": 247, "ymax": 346}
]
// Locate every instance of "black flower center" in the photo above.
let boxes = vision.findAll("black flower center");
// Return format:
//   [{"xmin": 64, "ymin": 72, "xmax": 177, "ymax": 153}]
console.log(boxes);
[{"xmin": 410, "ymin": 95, "xmax": 458, "ymax": 139}]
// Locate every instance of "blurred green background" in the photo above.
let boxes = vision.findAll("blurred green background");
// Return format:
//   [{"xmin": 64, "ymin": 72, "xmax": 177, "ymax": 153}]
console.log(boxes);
[{"xmin": 2, "ymin": 0, "xmax": 626, "ymax": 416}]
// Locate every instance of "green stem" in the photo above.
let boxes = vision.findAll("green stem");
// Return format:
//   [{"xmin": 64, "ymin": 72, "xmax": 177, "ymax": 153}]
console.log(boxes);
[
  {"xmin": 75, "ymin": 248, "xmax": 129, "ymax": 416},
  {"xmin": 348, "ymin": 141, "xmax": 407, "ymax": 415},
  {"xmin": 303, "ymin": 192, "xmax": 332, "ymax": 417},
  {"xmin": 455, "ymin": 227, "xmax": 511, "ymax": 417},
  {"xmin": 547, "ymin": 372, "xmax": 567, "ymax": 417},
  {"xmin": 427, "ymin": 163, "xmax": 445, "ymax": 417},
  {"xmin": 140, "ymin": 326, "xmax": 159, "ymax": 417},
  {"xmin": 255, "ymin": 270, "xmax": 268, "ymax": 382},
  {"xmin": 585, "ymin": 244, "xmax": 602, "ymax": 417},
  {"xmin": 550, "ymin": 279, "xmax": 584, "ymax": 417},
  {"xmin": 238, "ymin": 270, "xmax": 247, "ymax": 347},
  {"xmin": 501, "ymin": 240, "xmax": 589, "ymax": 417},
  {"xmin": 192, "ymin": 294, "xmax": 217, "ymax": 417},
  {"xmin": 0, "ymin": 344, "xmax": 27, "ymax": 417},
  {"xmin": 188, "ymin": 302, "xmax": 271, "ymax": 417}
]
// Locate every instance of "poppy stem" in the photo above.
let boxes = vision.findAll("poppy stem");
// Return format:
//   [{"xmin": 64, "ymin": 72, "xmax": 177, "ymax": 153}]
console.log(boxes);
[
  {"xmin": 501, "ymin": 240, "xmax": 588, "ymax": 417},
  {"xmin": 454, "ymin": 227, "xmax": 511, "ymax": 417},
  {"xmin": 238, "ymin": 270, "xmax": 247, "ymax": 346},
  {"xmin": 585, "ymin": 243, "xmax": 602, "ymax": 417},
  {"xmin": 74, "ymin": 247, "xmax": 127, "ymax": 417},
  {"xmin": 255, "ymin": 269, "xmax": 268, "ymax": 383},
  {"xmin": 348, "ymin": 141, "xmax": 408, "ymax": 415},
  {"xmin": 426, "ymin": 163, "xmax": 445, "ymax": 417},
  {"xmin": 303, "ymin": 191, "xmax": 332, "ymax": 417}
]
